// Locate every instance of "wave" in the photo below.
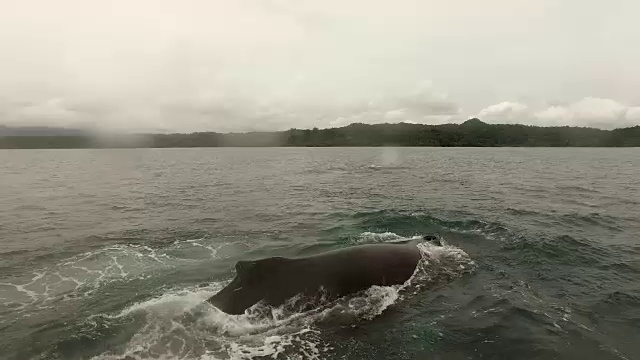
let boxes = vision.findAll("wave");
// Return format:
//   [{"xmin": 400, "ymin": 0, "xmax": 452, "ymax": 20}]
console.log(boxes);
[
  {"xmin": 338, "ymin": 210, "xmax": 632, "ymax": 268},
  {"xmin": 83, "ymin": 233, "xmax": 474, "ymax": 360},
  {"xmin": 324, "ymin": 209, "xmax": 513, "ymax": 244},
  {"xmin": 555, "ymin": 185, "xmax": 601, "ymax": 194},
  {"xmin": 365, "ymin": 164, "xmax": 413, "ymax": 171},
  {"xmin": 14, "ymin": 206, "xmax": 635, "ymax": 359},
  {"xmin": 353, "ymin": 231, "xmax": 423, "ymax": 244},
  {"xmin": 321, "ymin": 210, "xmax": 639, "ymax": 296},
  {"xmin": 558, "ymin": 212, "xmax": 623, "ymax": 232},
  {"xmin": 0, "ymin": 237, "xmax": 230, "ymax": 321}
]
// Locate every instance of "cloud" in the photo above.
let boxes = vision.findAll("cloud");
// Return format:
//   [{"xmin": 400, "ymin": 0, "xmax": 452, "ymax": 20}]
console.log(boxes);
[
  {"xmin": 392, "ymin": 82, "xmax": 459, "ymax": 116},
  {"xmin": 325, "ymin": 85, "xmax": 461, "ymax": 128},
  {"xmin": 3, "ymin": 98, "xmax": 84, "ymax": 128},
  {"xmin": 477, "ymin": 102, "xmax": 529, "ymax": 123},
  {"xmin": 3, "ymin": 92, "xmax": 638, "ymax": 132},
  {"xmin": 1, "ymin": 1, "xmax": 640, "ymax": 132},
  {"xmin": 0, "ymin": 80, "xmax": 462, "ymax": 132},
  {"xmin": 477, "ymin": 97, "xmax": 640, "ymax": 129},
  {"xmin": 384, "ymin": 109, "xmax": 407, "ymax": 121},
  {"xmin": 534, "ymin": 98, "xmax": 638, "ymax": 129},
  {"xmin": 627, "ymin": 107, "xmax": 640, "ymax": 121}
]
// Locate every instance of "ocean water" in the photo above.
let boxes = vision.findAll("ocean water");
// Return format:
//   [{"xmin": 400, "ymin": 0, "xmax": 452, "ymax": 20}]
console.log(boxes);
[{"xmin": 1, "ymin": 147, "xmax": 639, "ymax": 360}]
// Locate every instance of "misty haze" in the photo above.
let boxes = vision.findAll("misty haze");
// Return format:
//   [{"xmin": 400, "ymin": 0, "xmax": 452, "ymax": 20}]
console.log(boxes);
[{"xmin": 1, "ymin": 1, "xmax": 639, "ymax": 360}]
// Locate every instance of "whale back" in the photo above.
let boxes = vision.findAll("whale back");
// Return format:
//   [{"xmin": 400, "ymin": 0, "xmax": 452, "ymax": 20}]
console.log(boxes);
[
  {"xmin": 208, "ymin": 243, "xmax": 421, "ymax": 315},
  {"xmin": 235, "ymin": 256, "xmax": 290, "ymax": 284}
]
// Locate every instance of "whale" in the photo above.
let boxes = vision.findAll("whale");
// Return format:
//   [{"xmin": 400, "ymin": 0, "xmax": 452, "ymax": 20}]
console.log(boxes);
[{"xmin": 207, "ymin": 238, "xmax": 437, "ymax": 315}]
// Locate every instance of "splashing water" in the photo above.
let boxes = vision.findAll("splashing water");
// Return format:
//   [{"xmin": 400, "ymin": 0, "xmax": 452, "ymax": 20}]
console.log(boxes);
[
  {"xmin": 87, "ymin": 233, "xmax": 474, "ymax": 360},
  {"xmin": 355, "ymin": 231, "xmax": 423, "ymax": 244},
  {"xmin": 0, "ymin": 237, "xmax": 235, "ymax": 323}
]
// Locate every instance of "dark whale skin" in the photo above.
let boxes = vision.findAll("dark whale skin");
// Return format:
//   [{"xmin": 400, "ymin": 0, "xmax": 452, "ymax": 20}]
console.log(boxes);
[{"xmin": 208, "ymin": 243, "xmax": 422, "ymax": 315}]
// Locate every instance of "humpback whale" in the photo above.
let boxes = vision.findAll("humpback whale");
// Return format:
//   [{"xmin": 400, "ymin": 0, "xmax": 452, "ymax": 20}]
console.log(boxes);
[{"xmin": 208, "ymin": 240, "xmax": 432, "ymax": 315}]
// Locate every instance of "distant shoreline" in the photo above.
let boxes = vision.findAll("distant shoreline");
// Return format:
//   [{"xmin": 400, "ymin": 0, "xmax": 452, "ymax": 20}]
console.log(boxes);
[
  {"xmin": 1, "ymin": 119, "xmax": 639, "ymax": 148},
  {"xmin": 1, "ymin": 146, "xmax": 638, "ymax": 150}
]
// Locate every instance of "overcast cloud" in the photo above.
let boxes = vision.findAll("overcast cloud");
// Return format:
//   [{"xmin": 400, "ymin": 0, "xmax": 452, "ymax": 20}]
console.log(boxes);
[{"xmin": 1, "ymin": 0, "xmax": 639, "ymax": 132}]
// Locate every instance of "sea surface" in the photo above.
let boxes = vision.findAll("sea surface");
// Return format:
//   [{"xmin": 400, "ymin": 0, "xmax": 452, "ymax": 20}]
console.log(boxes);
[{"xmin": 1, "ymin": 147, "xmax": 639, "ymax": 360}]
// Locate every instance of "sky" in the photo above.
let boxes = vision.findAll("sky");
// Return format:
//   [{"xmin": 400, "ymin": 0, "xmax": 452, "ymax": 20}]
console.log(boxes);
[{"xmin": 1, "ymin": 0, "xmax": 639, "ymax": 132}]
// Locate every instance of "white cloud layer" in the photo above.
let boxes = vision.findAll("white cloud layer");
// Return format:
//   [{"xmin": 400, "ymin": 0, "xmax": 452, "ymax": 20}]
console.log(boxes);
[
  {"xmin": 0, "ymin": 82, "xmax": 462, "ymax": 132},
  {"xmin": 2, "ymin": 94, "xmax": 638, "ymax": 132},
  {"xmin": 1, "ymin": 0, "xmax": 639, "ymax": 132},
  {"xmin": 477, "ymin": 98, "xmax": 640, "ymax": 129}
]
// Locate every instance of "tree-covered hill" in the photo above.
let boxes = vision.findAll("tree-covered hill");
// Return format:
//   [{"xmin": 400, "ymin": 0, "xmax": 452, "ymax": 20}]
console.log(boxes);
[{"xmin": 1, "ymin": 119, "xmax": 638, "ymax": 148}]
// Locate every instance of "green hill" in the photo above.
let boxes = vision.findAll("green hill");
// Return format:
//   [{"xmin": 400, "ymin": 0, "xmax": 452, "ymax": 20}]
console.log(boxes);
[{"xmin": 0, "ymin": 120, "xmax": 638, "ymax": 148}]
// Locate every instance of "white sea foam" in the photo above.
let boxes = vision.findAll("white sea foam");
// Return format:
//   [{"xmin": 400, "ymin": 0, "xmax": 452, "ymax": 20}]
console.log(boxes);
[
  {"xmin": 88, "ymin": 282, "xmax": 329, "ymax": 360},
  {"xmin": 90, "ymin": 232, "xmax": 474, "ymax": 360},
  {"xmin": 6, "ymin": 232, "xmax": 472, "ymax": 359},
  {"xmin": 355, "ymin": 231, "xmax": 423, "ymax": 244},
  {"xmin": 0, "ymin": 237, "xmax": 228, "ymax": 317}
]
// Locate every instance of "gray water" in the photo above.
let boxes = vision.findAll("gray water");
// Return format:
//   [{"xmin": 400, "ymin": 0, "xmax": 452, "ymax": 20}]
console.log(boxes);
[{"xmin": 1, "ymin": 147, "xmax": 639, "ymax": 359}]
